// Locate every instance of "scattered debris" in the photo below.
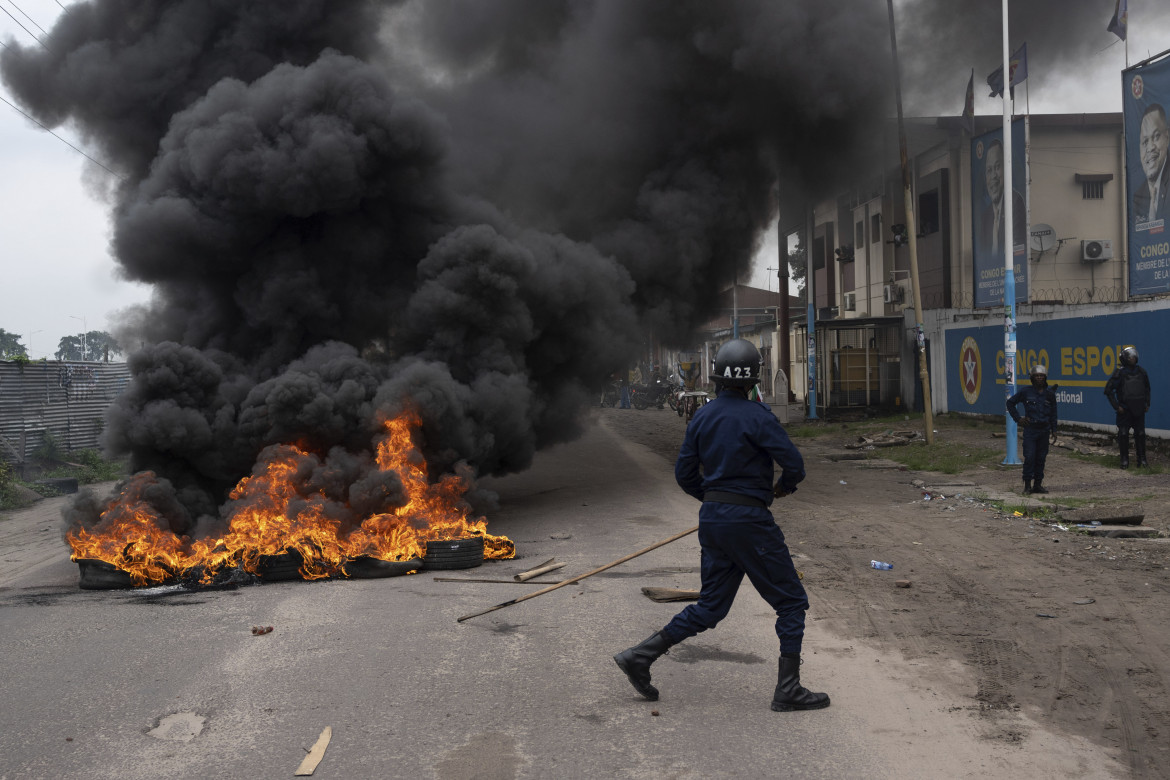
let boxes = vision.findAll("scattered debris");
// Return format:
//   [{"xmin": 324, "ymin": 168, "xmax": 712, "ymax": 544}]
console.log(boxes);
[
  {"xmin": 295, "ymin": 727, "xmax": 332, "ymax": 776},
  {"xmin": 1036, "ymin": 613, "xmax": 1057, "ymax": 619},
  {"xmin": 895, "ymin": 580, "xmax": 912, "ymax": 588},
  {"xmin": 651, "ymin": 710, "xmax": 660, "ymax": 716},
  {"xmin": 251, "ymin": 625, "xmax": 274, "ymax": 635},
  {"xmin": 844, "ymin": 431, "xmax": 920, "ymax": 450},
  {"xmin": 1073, "ymin": 598, "xmax": 1095, "ymax": 605},
  {"xmin": 641, "ymin": 587, "xmax": 700, "ymax": 603}
]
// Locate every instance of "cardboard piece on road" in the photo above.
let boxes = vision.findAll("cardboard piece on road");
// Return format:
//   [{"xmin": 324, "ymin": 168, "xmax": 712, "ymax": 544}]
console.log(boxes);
[
  {"xmin": 641, "ymin": 587, "xmax": 700, "ymax": 602},
  {"xmin": 295, "ymin": 727, "xmax": 331, "ymax": 776}
]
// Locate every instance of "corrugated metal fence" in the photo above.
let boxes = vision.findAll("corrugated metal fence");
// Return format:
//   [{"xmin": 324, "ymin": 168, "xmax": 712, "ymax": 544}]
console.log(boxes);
[{"xmin": 0, "ymin": 360, "xmax": 130, "ymax": 466}]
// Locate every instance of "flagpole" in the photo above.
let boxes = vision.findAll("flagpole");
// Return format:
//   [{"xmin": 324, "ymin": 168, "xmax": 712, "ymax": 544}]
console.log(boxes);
[{"xmin": 1001, "ymin": 0, "xmax": 1021, "ymax": 466}]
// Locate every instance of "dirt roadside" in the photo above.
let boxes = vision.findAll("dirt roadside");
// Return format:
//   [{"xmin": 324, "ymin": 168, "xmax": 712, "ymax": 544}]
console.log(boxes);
[{"xmin": 596, "ymin": 405, "xmax": 1170, "ymax": 780}]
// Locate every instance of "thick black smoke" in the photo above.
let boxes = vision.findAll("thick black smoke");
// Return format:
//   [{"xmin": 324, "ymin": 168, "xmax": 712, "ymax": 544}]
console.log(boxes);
[
  {"xmin": 898, "ymin": 2, "xmax": 1170, "ymax": 112},
  {"xmin": 3, "ymin": 1, "xmax": 896, "ymax": 535}
]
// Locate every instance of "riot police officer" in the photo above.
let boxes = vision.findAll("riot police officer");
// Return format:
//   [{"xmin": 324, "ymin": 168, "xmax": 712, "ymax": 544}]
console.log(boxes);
[
  {"xmin": 1006, "ymin": 364, "xmax": 1058, "ymax": 494},
  {"xmin": 613, "ymin": 339, "xmax": 828, "ymax": 712},
  {"xmin": 1104, "ymin": 346, "xmax": 1152, "ymax": 468}
]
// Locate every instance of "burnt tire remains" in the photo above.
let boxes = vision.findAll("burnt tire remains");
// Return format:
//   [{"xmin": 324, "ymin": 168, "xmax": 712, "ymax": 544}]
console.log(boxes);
[
  {"xmin": 345, "ymin": 556, "xmax": 423, "ymax": 578},
  {"xmin": 77, "ymin": 559, "xmax": 136, "ymax": 590},
  {"xmin": 423, "ymin": 537, "xmax": 485, "ymax": 570}
]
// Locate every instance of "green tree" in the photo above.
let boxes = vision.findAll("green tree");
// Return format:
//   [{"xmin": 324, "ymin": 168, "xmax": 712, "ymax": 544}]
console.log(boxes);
[
  {"xmin": 0, "ymin": 329, "xmax": 29, "ymax": 359},
  {"xmin": 56, "ymin": 331, "xmax": 123, "ymax": 361},
  {"xmin": 788, "ymin": 239, "xmax": 807, "ymax": 306}
]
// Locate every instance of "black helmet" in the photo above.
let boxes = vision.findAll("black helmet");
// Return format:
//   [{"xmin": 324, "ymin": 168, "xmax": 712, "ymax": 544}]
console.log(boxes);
[
  {"xmin": 1122, "ymin": 346, "xmax": 1139, "ymax": 366},
  {"xmin": 712, "ymin": 339, "xmax": 762, "ymax": 387}
]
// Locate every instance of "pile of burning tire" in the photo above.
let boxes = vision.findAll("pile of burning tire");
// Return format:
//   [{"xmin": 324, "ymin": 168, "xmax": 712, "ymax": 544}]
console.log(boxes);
[{"xmin": 77, "ymin": 536, "xmax": 486, "ymax": 590}]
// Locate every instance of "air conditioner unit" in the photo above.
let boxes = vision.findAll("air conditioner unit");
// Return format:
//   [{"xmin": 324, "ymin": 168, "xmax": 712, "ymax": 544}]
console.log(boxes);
[
  {"xmin": 843, "ymin": 292, "xmax": 857, "ymax": 311},
  {"xmin": 883, "ymin": 283, "xmax": 904, "ymax": 304},
  {"xmin": 1081, "ymin": 239, "xmax": 1113, "ymax": 262}
]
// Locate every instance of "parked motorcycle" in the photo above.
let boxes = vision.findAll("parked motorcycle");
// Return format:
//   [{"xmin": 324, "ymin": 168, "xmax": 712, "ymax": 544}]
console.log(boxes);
[{"xmin": 632, "ymin": 378, "xmax": 670, "ymax": 409}]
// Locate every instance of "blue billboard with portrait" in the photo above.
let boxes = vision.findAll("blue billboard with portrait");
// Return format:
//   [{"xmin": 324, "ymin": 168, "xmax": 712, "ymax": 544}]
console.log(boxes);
[
  {"xmin": 945, "ymin": 310, "xmax": 1166, "ymax": 433},
  {"xmin": 971, "ymin": 118, "xmax": 1028, "ymax": 308},
  {"xmin": 1124, "ymin": 54, "xmax": 1170, "ymax": 296}
]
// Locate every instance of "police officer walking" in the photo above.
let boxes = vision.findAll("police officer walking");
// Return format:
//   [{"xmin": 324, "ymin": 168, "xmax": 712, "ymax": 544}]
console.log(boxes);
[
  {"xmin": 1104, "ymin": 346, "xmax": 1152, "ymax": 469},
  {"xmin": 613, "ymin": 339, "xmax": 829, "ymax": 712},
  {"xmin": 1006, "ymin": 364, "xmax": 1058, "ymax": 494}
]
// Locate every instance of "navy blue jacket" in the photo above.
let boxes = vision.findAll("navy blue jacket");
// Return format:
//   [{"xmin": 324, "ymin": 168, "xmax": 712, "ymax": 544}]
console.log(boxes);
[
  {"xmin": 1006, "ymin": 385, "xmax": 1058, "ymax": 431},
  {"xmin": 675, "ymin": 390, "xmax": 805, "ymax": 507},
  {"xmin": 1104, "ymin": 364, "xmax": 1151, "ymax": 411}
]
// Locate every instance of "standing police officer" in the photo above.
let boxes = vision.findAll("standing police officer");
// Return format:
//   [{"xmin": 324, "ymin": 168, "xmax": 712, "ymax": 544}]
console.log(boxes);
[
  {"xmin": 613, "ymin": 339, "xmax": 828, "ymax": 712},
  {"xmin": 1104, "ymin": 346, "xmax": 1152, "ymax": 469},
  {"xmin": 1006, "ymin": 364, "xmax": 1059, "ymax": 494}
]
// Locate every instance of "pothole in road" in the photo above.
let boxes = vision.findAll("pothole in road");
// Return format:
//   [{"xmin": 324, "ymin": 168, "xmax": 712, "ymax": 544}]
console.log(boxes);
[{"xmin": 147, "ymin": 712, "xmax": 206, "ymax": 742}]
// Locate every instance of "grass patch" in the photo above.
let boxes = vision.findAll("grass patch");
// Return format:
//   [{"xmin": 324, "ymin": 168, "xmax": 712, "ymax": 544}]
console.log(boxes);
[
  {"xmin": 876, "ymin": 439, "xmax": 1003, "ymax": 474},
  {"xmin": 0, "ymin": 449, "xmax": 128, "ymax": 512},
  {"xmin": 1068, "ymin": 451, "xmax": 1165, "ymax": 474}
]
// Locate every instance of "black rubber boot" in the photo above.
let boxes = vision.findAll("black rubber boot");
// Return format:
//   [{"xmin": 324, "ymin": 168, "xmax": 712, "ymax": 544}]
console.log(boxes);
[
  {"xmin": 770, "ymin": 655, "xmax": 830, "ymax": 712},
  {"xmin": 1136, "ymin": 434, "xmax": 1148, "ymax": 468},
  {"xmin": 614, "ymin": 631, "xmax": 673, "ymax": 701},
  {"xmin": 1023, "ymin": 479, "xmax": 1032, "ymax": 495},
  {"xmin": 1032, "ymin": 480, "xmax": 1049, "ymax": 494},
  {"xmin": 1119, "ymin": 434, "xmax": 1130, "ymax": 469}
]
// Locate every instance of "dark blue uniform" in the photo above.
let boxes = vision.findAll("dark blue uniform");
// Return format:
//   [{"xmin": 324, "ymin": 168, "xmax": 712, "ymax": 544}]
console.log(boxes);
[
  {"xmin": 662, "ymin": 390, "xmax": 808, "ymax": 654},
  {"xmin": 1006, "ymin": 385, "xmax": 1058, "ymax": 483},
  {"xmin": 1104, "ymin": 363, "xmax": 1151, "ymax": 442}
]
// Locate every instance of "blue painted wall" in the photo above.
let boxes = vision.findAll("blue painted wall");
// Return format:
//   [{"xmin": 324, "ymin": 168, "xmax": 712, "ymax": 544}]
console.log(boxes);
[{"xmin": 945, "ymin": 310, "xmax": 1167, "ymax": 430}]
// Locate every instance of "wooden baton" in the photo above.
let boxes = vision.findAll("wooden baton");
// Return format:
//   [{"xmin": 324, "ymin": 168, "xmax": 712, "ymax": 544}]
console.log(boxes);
[{"xmin": 456, "ymin": 525, "xmax": 698, "ymax": 622}]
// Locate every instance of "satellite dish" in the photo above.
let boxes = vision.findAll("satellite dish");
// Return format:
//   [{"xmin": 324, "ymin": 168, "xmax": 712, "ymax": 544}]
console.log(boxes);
[{"xmin": 1030, "ymin": 223, "xmax": 1056, "ymax": 253}]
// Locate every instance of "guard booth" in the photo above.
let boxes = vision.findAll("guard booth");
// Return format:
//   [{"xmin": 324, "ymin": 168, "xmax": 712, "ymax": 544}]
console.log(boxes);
[
  {"xmin": 793, "ymin": 316, "xmax": 903, "ymax": 416},
  {"xmin": 771, "ymin": 369, "xmax": 791, "ymax": 424}
]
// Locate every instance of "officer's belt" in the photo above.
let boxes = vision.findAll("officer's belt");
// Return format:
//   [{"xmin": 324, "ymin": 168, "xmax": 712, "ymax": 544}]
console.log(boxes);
[{"xmin": 702, "ymin": 490, "xmax": 767, "ymax": 508}]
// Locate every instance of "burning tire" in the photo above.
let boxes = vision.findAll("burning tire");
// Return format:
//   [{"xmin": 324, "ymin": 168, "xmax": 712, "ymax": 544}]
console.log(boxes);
[
  {"xmin": 422, "ymin": 537, "xmax": 485, "ymax": 570},
  {"xmin": 345, "ymin": 557, "xmax": 423, "ymax": 578},
  {"xmin": 257, "ymin": 551, "xmax": 305, "ymax": 582},
  {"xmin": 77, "ymin": 559, "xmax": 136, "ymax": 590}
]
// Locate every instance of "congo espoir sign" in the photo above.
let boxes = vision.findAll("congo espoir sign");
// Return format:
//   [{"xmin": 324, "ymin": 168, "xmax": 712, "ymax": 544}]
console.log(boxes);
[
  {"xmin": 945, "ymin": 310, "xmax": 1164, "ymax": 432},
  {"xmin": 1124, "ymin": 54, "xmax": 1170, "ymax": 296}
]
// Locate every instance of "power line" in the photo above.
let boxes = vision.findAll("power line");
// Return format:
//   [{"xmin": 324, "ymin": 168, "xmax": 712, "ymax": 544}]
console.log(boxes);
[
  {"xmin": 0, "ymin": 93, "xmax": 121, "ymax": 177},
  {"xmin": 3, "ymin": 0, "xmax": 49, "ymax": 37},
  {"xmin": 0, "ymin": 2, "xmax": 49, "ymax": 51}
]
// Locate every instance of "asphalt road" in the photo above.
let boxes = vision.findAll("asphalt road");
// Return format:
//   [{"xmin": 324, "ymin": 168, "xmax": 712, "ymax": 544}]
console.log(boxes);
[{"xmin": 0, "ymin": 418, "xmax": 1119, "ymax": 779}]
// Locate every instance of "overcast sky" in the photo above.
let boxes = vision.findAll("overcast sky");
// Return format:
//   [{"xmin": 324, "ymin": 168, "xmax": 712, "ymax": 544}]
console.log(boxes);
[{"xmin": 1, "ymin": 1, "xmax": 1168, "ymax": 358}]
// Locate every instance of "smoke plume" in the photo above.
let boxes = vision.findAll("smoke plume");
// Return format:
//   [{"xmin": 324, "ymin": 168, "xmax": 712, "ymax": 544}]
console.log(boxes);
[{"xmin": 3, "ymin": 0, "xmax": 896, "ymax": 537}]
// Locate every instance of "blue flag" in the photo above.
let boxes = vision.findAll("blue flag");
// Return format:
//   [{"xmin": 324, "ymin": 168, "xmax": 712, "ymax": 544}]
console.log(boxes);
[
  {"xmin": 987, "ymin": 43, "xmax": 1028, "ymax": 98},
  {"xmin": 1108, "ymin": 0, "xmax": 1127, "ymax": 42}
]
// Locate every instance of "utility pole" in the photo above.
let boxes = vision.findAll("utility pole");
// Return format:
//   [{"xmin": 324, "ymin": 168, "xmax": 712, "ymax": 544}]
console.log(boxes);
[
  {"xmin": 70, "ymin": 315, "xmax": 87, "ymax": 362},
  {"xmin": 999, "ymin": 0, "xmax": 1021, "ymax": 465},
  {"xmin": 806, "ymin": 211, "xmax": 817, "ymax": 419},
  {"xmin": 886, "ymin": 0, "xmax": 934, "ymax": 444}
]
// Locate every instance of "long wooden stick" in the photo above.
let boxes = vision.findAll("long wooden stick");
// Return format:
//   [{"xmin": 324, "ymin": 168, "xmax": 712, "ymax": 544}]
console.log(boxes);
[
  {"xmin": 457, "ymin": 525, "xmax": 698, "ymax": 622},
  {"xmin": 433, "ymin": 577, "xmax": 562, "ymax": 585}
]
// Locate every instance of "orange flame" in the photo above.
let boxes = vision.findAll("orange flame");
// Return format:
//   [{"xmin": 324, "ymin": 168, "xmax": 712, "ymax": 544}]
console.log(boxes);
[{"xmin": 67, "ymin": 407, "xmax": 513, "ymax": 585}]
